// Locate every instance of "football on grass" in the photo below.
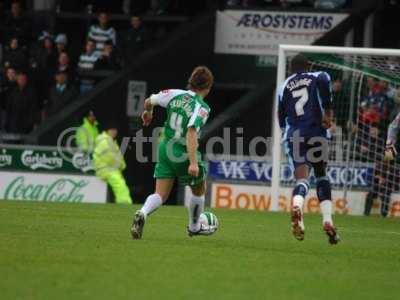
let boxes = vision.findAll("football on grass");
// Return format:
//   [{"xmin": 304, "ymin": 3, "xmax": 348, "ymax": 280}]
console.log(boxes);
[{"xmin": 199, "ymin": 212, "xmax": 219, "ymax": 235}]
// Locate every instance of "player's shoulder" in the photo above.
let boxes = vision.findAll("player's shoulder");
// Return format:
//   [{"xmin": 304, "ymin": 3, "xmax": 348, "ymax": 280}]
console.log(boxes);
[
  {"xmin": 307, "ymin": 71, "xmax": 331, "ymax": 82},
  {"xmin": 152, "ymin": 89, "xmax": 192, "ymax": 103},
  {"xmin": 197, "ymin": 97, "xmax": 210, "ymax": 111},
  {"xmin": 159, "ymin": 89, "xmax": 190, "ymax": 98},
  {"xmin": 279, "ymin": 73, "xmax": 297, "ymax": 97}
]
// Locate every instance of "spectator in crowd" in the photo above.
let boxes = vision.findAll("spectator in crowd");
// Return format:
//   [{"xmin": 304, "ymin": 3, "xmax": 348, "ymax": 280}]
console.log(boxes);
[
  {"xmin": 78, "ymin": 39, "xmax": 99, "ymax": 93},
  {"xmin": 0, "ymin": 67, "xmax": 17, "ymax": 131},
  {"xmin": 3, "ymin": 37, "xmax": 28, "ymax": 69},
  {"xmin": 55, "ymin": 34, "xmax": 69, "ymax": 57},
  {"xmin": 0, "ymin": 67, "xmax": 17, "ymax": 128},
  {"xmin": 0, "ymin": 1, "xmax": 5, "ymax": 45},
  {"xmin": 87, "ymin": 12, "xmax": 116, "ymax": 57},
  {"xmin": 356, "ymin": 98, "xmax": 389, "ymax": 162},
  {"xmin": 0, "ymin": 1, "xmax": 5, "ymax": 20},
  {"xmin": 94, "ymin": 41, "xmax": 121, "ymax": 71},
  {"xmin": 5, "ymin": 71, "xmax": 39, "ymax": 134},
  {"xmin": 44, "ymin": 71, "xmax": 78, "ymax": 118},
  {"xmin": 379, "ymin": 80, "xmax": 397, "ymax": 108},
  {"xmin": 120, "ymin": 15, "xmax": 150, "ymax": 65},
  {"xmin": 33, "ymin": 32, "xmax": 58, "ymax": 72},
  {"xmin": 32, "ymin": 32, "xmax": 58, "ymax": 105},
  {"xmin": 56, "ymin": 51, "xmax": 77, "ymax": 85},
  {"xmin": 1, "ymin": 67, "xmax": 17, "ymax": 99},
  {"xmin": 93, "ymin": 121, "xmax": 132, "ymax": 204},
  {"xmin": 76, "ymin": 110, "xmax": 99, "ymax": 153},
  {"xmin": 366, "ymin": 76, "xmax": 381, "ymax": 96},
  {"xmin": 4, "ymin": 0, "xmax": 32, "ymax": 46},
  {"xmin": 364, "ymin": 158, "xmax": 399, "ymax": 217}
]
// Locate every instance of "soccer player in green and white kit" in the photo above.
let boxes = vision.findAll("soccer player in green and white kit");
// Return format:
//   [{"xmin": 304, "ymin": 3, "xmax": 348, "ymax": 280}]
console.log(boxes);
[{"xmin": 131, "ymin": 66, "xmax": 214, "ymax": 239}]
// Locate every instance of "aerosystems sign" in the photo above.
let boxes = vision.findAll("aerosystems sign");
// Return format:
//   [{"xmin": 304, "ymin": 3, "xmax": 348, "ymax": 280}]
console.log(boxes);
[
  {"xmin": 208, "ymin": 160, "xmax": 373, "ymax": 189},
  {"xmin": 0, "ymin": 171, "xmax": 107, "ymax": 203},
  {"xmin": 215, "ymin": 10, "xmax": 349, "ymax": 56}
]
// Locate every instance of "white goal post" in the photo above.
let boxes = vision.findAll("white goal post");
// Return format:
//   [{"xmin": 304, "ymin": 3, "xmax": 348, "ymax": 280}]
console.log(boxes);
[{"xmin": 271, "ymin": 44, "xmax": 400, "ymax": 212}]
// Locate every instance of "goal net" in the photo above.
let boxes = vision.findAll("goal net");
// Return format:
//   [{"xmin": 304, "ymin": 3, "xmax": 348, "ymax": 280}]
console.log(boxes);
[{"xmin": 271, "ymin": 45, "xmax": 400, "ymax": 217}]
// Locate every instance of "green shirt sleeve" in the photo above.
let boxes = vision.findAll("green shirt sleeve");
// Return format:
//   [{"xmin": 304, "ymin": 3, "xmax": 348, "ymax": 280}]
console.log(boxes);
[{"xmin": 187, "ymin": 104, "xmax": 210, "ymax": 131}]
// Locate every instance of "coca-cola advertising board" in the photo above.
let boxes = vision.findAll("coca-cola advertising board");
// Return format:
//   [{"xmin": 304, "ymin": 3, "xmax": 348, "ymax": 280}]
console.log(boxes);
[{"xmin": 0, "ymin": 171, "xmax": 107, "ymax": 203}]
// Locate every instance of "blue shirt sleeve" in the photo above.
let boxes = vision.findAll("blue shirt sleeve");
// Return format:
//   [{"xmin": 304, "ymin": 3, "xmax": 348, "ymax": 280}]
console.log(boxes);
[
  {"xmin": 316, "ymin": 72, "xmax": 333, "ymax": 110},
  {"xmin": 277, "ymin": 85, "xmax": 286, "ymax": 130}
]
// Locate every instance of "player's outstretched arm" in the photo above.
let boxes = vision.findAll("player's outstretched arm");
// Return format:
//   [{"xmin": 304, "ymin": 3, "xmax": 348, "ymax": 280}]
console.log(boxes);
[
  {"xmin": 187, "ymin": 127, "xmax": 199, "ymax": 177},
  {"xmin": 141, "ymin": 98, "xmax": 153, "ymax": 127}
]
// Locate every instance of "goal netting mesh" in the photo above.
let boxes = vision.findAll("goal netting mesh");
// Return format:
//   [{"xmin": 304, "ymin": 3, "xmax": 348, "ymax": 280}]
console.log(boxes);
[{"xmin": 278, "ymin": 48, "xmax": 400, "ymax": 217}]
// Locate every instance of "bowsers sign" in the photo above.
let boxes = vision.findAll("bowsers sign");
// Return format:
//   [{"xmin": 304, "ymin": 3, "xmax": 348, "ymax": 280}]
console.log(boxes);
[
  {"xmin": 0, "ymin": 172, "xmax": 107, "ymax": 203},
  {"xmin": 208, "ymin": 160, "xmax": 373, "ymax": 188},
  {"xmin": 214, "ymin": 10, "xmax": 349, "ymax": 56},
  {"xmin": 211, "ymin": 183, "xmax": 400, "ymax": 217}
]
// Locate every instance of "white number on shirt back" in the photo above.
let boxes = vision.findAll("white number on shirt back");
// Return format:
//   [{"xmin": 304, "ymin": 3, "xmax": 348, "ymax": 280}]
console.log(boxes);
[
  {"xmin": 292, "ymin": 87, "xmax": 309, "ymax": 116},
  {"xmin": 170, "ymin": 112, "xmax": 183, "ymax": 138}
]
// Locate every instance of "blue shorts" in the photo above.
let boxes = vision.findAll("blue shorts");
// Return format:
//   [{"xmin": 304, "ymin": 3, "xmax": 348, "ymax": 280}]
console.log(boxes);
[{"xmin": 284, "ymin": 136, "xmax": 329, "ymax": 171}]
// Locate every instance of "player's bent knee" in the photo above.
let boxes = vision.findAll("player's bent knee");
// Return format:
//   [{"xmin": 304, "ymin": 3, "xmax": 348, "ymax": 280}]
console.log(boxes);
[
  {"xmin": 316, "ymin": 176, "xmax": 331, "ymax": 202},
  {"xmin": 293, "ymin": 179, "xmax": 310, "ymax": 198}
]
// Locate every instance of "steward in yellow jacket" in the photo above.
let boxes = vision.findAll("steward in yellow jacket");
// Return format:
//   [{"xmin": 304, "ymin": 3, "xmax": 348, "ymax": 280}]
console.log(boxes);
[
  {"xmin": 93, "ymin": 125, "xmax": 132, "ymax": 204},
  {"xmin": 76, "ymin": 111, "xmax": 99, "ymax": 153}
]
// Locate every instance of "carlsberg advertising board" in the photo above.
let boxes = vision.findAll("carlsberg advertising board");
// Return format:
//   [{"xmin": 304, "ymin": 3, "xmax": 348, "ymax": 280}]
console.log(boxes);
[
  {"xmin": 215, "ymin": 10, "xmax": 349, "ymax": 56},
  {"xmin": 0, "ymin": 147, "xmax": 94, "ymax": 174},
  {"xmin": 0, "ymin": 172, "xmax": 107, "ymax": 203}
]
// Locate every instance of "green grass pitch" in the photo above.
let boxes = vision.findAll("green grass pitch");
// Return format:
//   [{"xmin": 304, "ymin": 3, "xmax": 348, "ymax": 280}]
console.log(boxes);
[{"xmin": 1, "ymin": 201, "xmax": 400, "ymax": 300}]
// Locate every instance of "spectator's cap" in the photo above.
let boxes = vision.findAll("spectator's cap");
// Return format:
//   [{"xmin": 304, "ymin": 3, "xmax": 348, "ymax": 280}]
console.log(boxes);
[
  {"xmin": 38, "ymin": 31, "xmax": 53, "ymax": 41},
  {"xmin": 55, "ymin": 34, "xmax": 68, "ymax": 45}
]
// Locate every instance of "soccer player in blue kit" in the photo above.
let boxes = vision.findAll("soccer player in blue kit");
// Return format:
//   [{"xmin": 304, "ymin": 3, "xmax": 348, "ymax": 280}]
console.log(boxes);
[{"xmin": 277, "ymin": 55, "xmax": 340, "ymax": 245}]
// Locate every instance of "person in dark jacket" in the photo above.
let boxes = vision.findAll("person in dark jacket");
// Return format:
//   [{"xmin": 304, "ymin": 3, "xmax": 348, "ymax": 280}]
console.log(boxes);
[
  {"xmin": 0, "ymin": 67, "xmax": 17, "ymax": 129},
  {"xmin": 4, "ymin": 1, "xmax": 32, "ymax": 46},
  {"xmin": 94, "ymin": 41, "xmax": 121, "ymax": 71},
  {"xmin": 55, "ymin": 52, "xmax": 78, "ymax": 85},
  {"xmin": 5, "ymin": 71, "xmax": 39, "ymax": 134},
  {"xmin": 0, "ymin": 67, "xmax": 17, "ymax": 131},
  {"xmin": 0, "ymin": 67, "xmax": 17, "ymax": 103},
  {"xmin": 44, "ymin": 71, "xmax": 78, "ymax": 117},
  {"xmin": 120, "ymin": 15, "xmax": 150, "ymax": 65},
  {"xmin": 31, "ymin": 33, "xmax": 59, "ymax": 106},
  {"xmin": 55, "ymin": 33, "xmax": 69, "ymax": 57},
  {"xmin": 3, "ymin": 37, "xmax": 28, "ymax": 70}
]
